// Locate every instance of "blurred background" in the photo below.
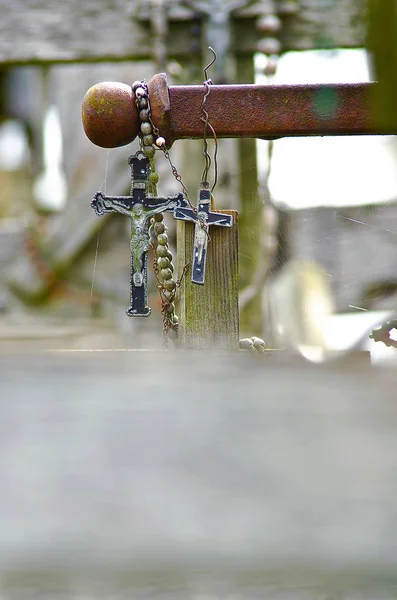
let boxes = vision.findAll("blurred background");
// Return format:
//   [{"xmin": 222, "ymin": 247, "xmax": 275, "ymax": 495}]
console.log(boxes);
[{"xmin": 0, "ymin": 0, "xmax": 396, "ymax": 362}]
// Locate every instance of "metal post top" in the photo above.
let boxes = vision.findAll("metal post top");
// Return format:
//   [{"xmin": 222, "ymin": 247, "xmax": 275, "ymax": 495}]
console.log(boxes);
[{"xmin": 82, "ymin": 72, "xmax": 395, "ymax": 149}]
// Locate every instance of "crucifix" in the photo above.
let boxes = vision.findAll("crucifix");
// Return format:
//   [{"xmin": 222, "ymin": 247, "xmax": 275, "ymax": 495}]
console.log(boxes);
[
  {"xmin": 174, "ymin": 181, "xmax": 232, "ymax": 284},
  {"xmin": 91, "ymin": 151, "xmax": 185, "ymax": 317}
]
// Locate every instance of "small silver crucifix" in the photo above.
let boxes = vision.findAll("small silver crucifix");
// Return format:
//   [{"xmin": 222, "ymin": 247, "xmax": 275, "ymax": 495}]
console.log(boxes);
[{"xmin": 174, "ymin": 181, "xmax": 233, "ymax": 284}]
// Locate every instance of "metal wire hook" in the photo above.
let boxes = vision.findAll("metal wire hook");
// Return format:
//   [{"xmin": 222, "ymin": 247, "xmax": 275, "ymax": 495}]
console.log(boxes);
[
  {"xmin": 204, "ymin": 47, "xmax": 217, "ymax": 83},
  {"xmin": 201, "ymin": 47, "xmax": 218, "ymax": 191}
]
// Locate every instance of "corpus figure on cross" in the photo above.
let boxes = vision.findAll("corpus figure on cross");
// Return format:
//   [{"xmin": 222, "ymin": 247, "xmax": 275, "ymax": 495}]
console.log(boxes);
[{"xmin": 91, "ymin": 151, "xmax": 186, "ymax": 316}]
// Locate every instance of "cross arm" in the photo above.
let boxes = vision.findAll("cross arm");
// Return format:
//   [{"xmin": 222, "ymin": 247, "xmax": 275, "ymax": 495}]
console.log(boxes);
[
  {"xmin": 91, "ymin": 191, "xmax": 186, "ymax": 217},
  {"xmin": 145, "ymin": 193, "xmax": 186, "ymax": 213},
  {"xmin": 91, "ymin": 192, "xmax": 133, "ymax": 217},
  {"xmin": 205, "ymin": 211, "xmax": 233, "ymax": 227},
  {"xmin": 82, "ymin": 74, "xmax": 397, "ymax": 149}
]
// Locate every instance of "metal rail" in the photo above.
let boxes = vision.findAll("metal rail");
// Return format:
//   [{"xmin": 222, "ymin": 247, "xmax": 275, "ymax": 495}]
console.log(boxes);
[{"xmin": 82, "ymin": 74, "xmax": 396, "ymax": 148}]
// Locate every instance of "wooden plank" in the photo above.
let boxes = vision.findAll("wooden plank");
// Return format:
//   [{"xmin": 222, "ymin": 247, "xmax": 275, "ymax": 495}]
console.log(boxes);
[
  {"xmin": 0, "ymin": 350, "xmax": 397, "ymax": 598},
  {"xmin": 176, "ymin": 210, "xmax": 239, "ymax": 349},
  {"xmin": 0, "ymin": 0, "xmax": 366, "ymax": 65}
]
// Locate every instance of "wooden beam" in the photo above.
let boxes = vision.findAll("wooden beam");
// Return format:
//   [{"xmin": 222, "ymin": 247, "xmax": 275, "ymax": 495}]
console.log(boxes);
[
  {"xmin": 176, "ymin": 210, "xmax": 239, "ymax": 350},
  {"xmin": 0, "ymin": 0, "xmax": 366, "ymax": 66}
]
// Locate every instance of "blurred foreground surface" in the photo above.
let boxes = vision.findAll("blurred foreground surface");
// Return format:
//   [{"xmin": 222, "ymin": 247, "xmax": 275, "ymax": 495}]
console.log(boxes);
[{"xmin": 0, "ymin": 349, "xmax": 396, "ymax": 599}]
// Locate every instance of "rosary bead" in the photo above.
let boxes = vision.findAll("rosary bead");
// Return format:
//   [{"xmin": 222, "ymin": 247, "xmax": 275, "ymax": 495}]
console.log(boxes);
[
  {"xmin": 160, "ymin": 268, "xmax": 173, "ymax": 280},
  {"xmin": 172, "ymin": 314, "xmax": 179, "ymax": 325},
  {"xmin": 154, "ymin": 213, "xmax": 163, "ymax": 222},
  {"xmin": 164, "ymin": 278, "xmax": 176, "ymax": 291},
  {"xmin": 148, "ymin": 171, "xmax": 159, "ymax": 185},
  {"xmin": 154, "ymin": 222, "xmax": 165, "ymax": 235},
  {"xmin": 257, "ymin": 37, "xmax": 281, "ymax": 56},
  {"xmin": 156, "ymin": 244, "xmax": 168, "ymax": 257},
  {"xmin": 143, "ymin": 133, "xmax": 154, "ymax": 145},
  {"xmin": 132, "ymin": 80, "xmax": 143, "ymax": 91},
  {"xmin": 140, "ymin": 109, "xmax": 150, "ymax": 122},
  {"xmin": 257, "ymin": 14, "xmax": 281, "ymax": 35},
  {"xmin": 135, "ymin": 86, "xmax": 146, "ymax": 99},
  {"xmin": 140, "ymin": 122, "xmax": 152, "ymax": 136},
  {"xmin": 155, "ymin": 136, "xmax": 166, "ymax": 148},
  {"xmin": 157, "ymin": 256, "xmax": 169, "ymax": 269},
  {"xmin": 166, "ymin": 301, "xmax": 175, "ymax": 315},
  {"xmin": 138, "ymin": 97, "xmax": 148, "ymax": 109},
  {"xmin": 163, "ymin": 289, "xmax": 174, "ymax": 301},
  {"xmin": 143, "ymin": 145, "xmax": 155, "ymax": 158},
  {"xmin": 157, "ymin": 233, "xmax": 168, "ymax": 245}
]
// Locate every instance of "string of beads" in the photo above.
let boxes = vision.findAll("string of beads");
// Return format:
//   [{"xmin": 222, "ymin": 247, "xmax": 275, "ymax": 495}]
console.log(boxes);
[{"xmin": 132, "ymin": 80, "xmax": 179, "ymax": 344}]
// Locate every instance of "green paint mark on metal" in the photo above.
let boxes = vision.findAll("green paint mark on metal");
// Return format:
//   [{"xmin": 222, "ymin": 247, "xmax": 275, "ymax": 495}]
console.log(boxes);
[{"xmin": 313, "ymin": 87, "xmax": 339, "ymax": 120}]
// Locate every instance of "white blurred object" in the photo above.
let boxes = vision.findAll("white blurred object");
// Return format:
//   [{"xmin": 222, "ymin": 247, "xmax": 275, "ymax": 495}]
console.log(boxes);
[
  {"xmin": 0, "ymin": 119, "xmax": 29, "ymax": 171},
  {"xmin": 33, "ymin": 105, "xmax": 67, "ymax": 212},
  {"xmin": 268, "ymin": 259, "xmax": 335, "ymax": 361}
]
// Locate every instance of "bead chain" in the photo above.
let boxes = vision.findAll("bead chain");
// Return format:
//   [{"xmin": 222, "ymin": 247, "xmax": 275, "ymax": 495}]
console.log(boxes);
[{"xmin": 132, "ymin": 80, "xmax": 183, "ymax": 346}]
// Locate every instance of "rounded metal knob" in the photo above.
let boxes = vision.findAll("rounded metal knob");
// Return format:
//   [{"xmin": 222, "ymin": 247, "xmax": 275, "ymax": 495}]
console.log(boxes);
[{"xmin": 81, "ymin": 82, "xmax": 139, "ymax": 148}]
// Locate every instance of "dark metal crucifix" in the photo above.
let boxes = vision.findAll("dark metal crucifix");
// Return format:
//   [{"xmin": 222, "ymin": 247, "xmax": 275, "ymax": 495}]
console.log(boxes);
[
  {"xmin": 175, "ymin": 181, "xmax": 232, "ymax": 284},
  {"xmin": 91, "ymin": 151, "xmax": 185, "ymax": 316}
]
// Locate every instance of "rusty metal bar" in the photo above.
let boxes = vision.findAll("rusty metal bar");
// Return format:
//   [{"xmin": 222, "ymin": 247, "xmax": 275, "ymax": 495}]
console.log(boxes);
[
  {"xmin": 82, "ymin": 77, "xmax": 397, "ymax": 149},
  {"xmin": 168, "ymin": 82, "xmax": 391, "ymax": 140}
]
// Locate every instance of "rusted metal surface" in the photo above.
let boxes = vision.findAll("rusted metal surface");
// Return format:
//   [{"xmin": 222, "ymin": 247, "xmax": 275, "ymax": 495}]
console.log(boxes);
[
  {"xmin": 147, "ymin": 72, "xmax": 174, "ymax": 147},
  {"xmin": 169, "ymin": 82, "xmax": 389, "ymax": 140},
  {"xmin": 82, "ymin": 76, "xmax": 397, "ymax": 149},
  {"xmin": 81, "ymin": 82, "xmax": 136, "ymax": 148}
]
